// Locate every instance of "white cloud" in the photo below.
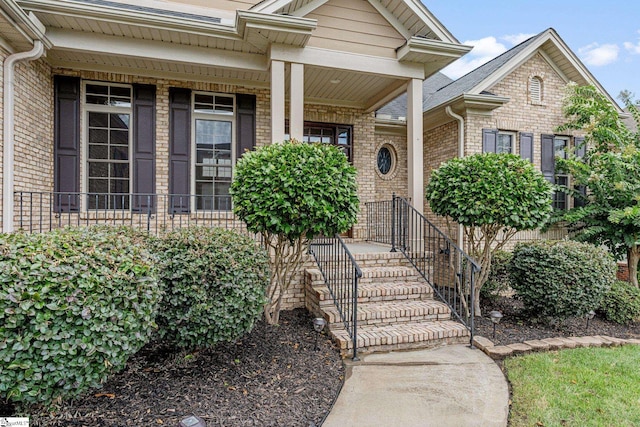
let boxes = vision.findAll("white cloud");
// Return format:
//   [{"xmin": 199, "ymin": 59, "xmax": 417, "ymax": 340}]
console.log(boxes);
[
  {"xmin": 624, "ymin": 41, "xmax": 640, "ymax": 54},
  {"xmin": 502, "ymin": 33, "xmax": 536, "ymax": 45},
  {"xmin": 579, "ymin": 43, "xmax": 620, "ymax": 66},
  {"xmin": 442, "ymin": 36, "xmax": 507, "ymax": 79}
]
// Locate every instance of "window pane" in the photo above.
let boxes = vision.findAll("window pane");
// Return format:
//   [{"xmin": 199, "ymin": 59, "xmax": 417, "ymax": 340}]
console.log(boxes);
[
  {"xmin": 88, "ymin": 178, "xmax": 108, "ymax": 194},
  {"xmin": 497, "ymin": 134, "xmax": 513, "ymax": 154},
  {"xmin": 554, "ymin": 138, "xmax": 567, "ymax": 159},
  {"xmin": 110, "ymin": 130, "xmax": 129, "ymax": 146},
  {"xmin": 110, "ymin": 179, "xmax": 129, "ymax": 194},
  {"xmin": 89, "ymin": 144, "xmax": 108, "ymax": 159},
  {"xmin": 110, "ymin": 114, "xmax": 130, "ymax": 129},
  {"xmin": 86, "ymin": 95, "xmax": 108, "ymax": 105},
  {"xmin": 88, "ymin": 162, "xmax": 108, "ymax": 178},
  {"xmin": 89, "ymin": 129, "xmax": 108, "ymax": 144},
  {"xmin": 111, "ymin": 163, "xmax": 129, "ymax": 178},
  {"xmin": 89, "ymin": 112, "xmax": 109, "ymax": 128},
  {"xmin": 110, "ymin": 86, "xmax": 131, "ymax": 98},
  {"xmin": 110, "ymin": 97, "xmax": 131, "ymax": 108},
  {"xmin": 110, "ymin": 145, "xmax": 128, "ymax": 160},
  {"xmin": 86, "ymin": 84, "xmax": 108, "ymax": 95}
]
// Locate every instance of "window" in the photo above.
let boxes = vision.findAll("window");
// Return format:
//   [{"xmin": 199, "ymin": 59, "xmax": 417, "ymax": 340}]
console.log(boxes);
[
  {"xmin": 553, "ymin": 136, "xmax": 569, "ymax": 210},
  {"xmin": 192, "ymin": 92, "xmax": 235, "ymax": 211},
  {"xmin": 84, "ymin": 82, "xmax": 132, "ymax": 209},
  {"xmin": 482, "ymin": 129, "xmax": 515, "ymax": 154},
  {"xmin": 287, "ymin": 122, "xmax": 353, "ymax": 162},
  {"xmin": 530, "ymin": 76, "xmax": 543, "ymax": 104}
]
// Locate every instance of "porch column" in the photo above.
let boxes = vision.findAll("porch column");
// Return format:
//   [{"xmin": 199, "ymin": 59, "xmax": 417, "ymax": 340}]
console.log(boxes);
[
  {"xmin": 407, "ymin": 78, "xmax": 424, "ymax": 215},
  {"xmin": 271, "ymin": 60, "xmax": 285, "ymax": 143},
  {"xmin": 289, "ymin": 63, "xmax": 304, "ymax": 141}
]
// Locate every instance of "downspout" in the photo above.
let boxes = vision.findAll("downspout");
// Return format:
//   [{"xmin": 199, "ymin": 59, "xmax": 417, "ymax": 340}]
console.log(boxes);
[
  {"xmin": 3, "ymin": 40, "xmax": 44, "ymax": 233},
  {"xmin": 445, "ymin": 106, "xmax": 465, "ymax": 250}
]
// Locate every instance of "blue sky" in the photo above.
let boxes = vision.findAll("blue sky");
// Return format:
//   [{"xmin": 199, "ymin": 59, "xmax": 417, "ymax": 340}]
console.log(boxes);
[{"xmin": 425, "ymin": 1, "xmax": 640, "ymax": 105}]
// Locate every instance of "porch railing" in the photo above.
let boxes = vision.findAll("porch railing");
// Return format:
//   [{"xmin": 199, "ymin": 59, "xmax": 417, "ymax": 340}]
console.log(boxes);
[
  {"xmin": 309, "ymin": 235, "xmax": 362, "ymax": 360},
  {"xmin": 367, "ymin": 194, "xmax": 480, "ymax": 345},
  {"xmin": 13, "ymin": 192, "xmax": 249, "ymax": 235}
]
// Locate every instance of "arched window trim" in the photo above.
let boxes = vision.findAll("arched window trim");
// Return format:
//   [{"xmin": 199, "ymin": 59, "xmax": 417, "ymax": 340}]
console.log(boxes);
[{"xmin": 530, "ymin": 76, "xmax": 543, "ymax": 104}]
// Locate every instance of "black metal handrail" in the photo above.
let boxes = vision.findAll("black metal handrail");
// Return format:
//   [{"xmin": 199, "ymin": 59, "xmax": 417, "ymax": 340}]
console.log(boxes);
[
  {"xmin": 367, "ymin": 195, "xmax": 480, "ymax": 346},
  {"xmin": 13, "ymin": 191, "xmax": 248, "ymax": 235},
  {"xmin": 309, "ymin": 235, "xmax": 362, "ymax": 360}
]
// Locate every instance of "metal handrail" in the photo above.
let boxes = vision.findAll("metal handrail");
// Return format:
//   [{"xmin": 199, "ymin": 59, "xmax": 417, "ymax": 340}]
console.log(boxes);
[
  {"xmin": 367, "ymin": 194, "xmax": 480, "ymax": 346},
  {"xmin": 309, "ymin": 235, "xmax": 362, "ymax": 360}
]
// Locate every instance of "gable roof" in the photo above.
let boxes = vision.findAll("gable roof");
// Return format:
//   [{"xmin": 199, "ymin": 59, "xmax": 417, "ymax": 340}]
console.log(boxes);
[
  {"xmin": 252, "ymin": 0, "xmax": 460, "ymax": 43},
  {"xmin": 377, "ymin": 72, "xmax": 453, "ymax": 120},
  {"xmin": 378, "ymin": 27, "xmax": 625, "ymax": 120}
]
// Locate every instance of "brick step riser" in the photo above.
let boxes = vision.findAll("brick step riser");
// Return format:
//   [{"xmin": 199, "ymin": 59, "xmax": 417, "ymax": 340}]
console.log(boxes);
[
  {"xmin": 316, "ymin": 293, "xmax": 433, "ymax": 308},
  {"xmin": 335, "ymin": 336, "xmax": 470, "ymax": 356},
  {"xmin": 324, "ymin": 311, "xmax": 452, "ymax": 327}
]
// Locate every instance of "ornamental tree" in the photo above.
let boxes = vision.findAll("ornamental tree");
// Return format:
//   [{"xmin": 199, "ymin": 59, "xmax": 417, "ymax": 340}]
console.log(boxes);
[
  {"xmin": 231, "ymin": 140, "xmax": 359, "ymax": 324},
  {"xmin": 552, "ymin": 84, "xmax": 640, "ymax": 286},
  {"xmin": 426, "ymin": 153, "xmax": 553, "ymax": 315}
]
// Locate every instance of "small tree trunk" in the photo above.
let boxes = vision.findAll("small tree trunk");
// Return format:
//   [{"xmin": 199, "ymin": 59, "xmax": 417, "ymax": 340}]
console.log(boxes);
[
  {"xmin": 629, "ymin": 246, "xmax": 640, "ymax": 288},
  {"xmin": 473, "ymin": 286, "xmax": 482, "ymax": 317}
]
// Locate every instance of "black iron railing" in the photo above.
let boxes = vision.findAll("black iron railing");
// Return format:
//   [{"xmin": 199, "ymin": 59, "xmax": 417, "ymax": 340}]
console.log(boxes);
[
  {"xmin": 309, "ymin": 235, "xmax": 362, "ymax": 360},
  {"xmin": 13, "ymin": 192, "xmax": 248, "ymax": 235},
  {"xmin": 367, "ymin": 194, "xmax": 480, "ymax": 345}
]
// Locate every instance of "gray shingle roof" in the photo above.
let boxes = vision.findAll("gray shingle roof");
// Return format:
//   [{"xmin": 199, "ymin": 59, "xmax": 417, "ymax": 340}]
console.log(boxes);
[
  {"xmin": 74, "ymin": 0, "xmax": 222, "ymax": 23},
  {"xmin": 377, "ymin": 30, "xmax": 545, "ymax": 120},
  {"xmin": 422, "ymin": 32, "xmax": 542, "ymax": 112},
  {"xmin": 377, "ymin": 72, "xmax": 453, "ymax": 120}
]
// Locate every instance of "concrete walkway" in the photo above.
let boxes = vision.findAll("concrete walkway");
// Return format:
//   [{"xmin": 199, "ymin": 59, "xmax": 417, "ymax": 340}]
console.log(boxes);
[{"xmin": 322, "ymin": 345, "xmax": 509, "ymax": 427}]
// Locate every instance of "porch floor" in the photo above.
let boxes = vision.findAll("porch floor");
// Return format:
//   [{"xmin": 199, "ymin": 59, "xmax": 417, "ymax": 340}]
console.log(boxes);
[{"xmin": 345, "ymin": 241, "xmax": 393, "ymax": 254}]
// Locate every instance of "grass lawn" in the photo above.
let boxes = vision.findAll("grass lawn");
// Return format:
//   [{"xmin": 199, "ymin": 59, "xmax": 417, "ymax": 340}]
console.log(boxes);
[{"xmin": 505, "ymin": 345, "xmax": 640, "ymax": 427}]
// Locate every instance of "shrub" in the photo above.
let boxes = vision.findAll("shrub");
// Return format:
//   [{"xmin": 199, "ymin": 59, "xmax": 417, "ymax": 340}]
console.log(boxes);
[
  {"xmin": 153, "ymin": 227, "xmax": 269, "ymax": 349},
  {"xmin": 480, "ymin": 250, "xmax": 513, "ymax": 301},
  {"xmin": 425, "ymin": 153, "xmax": 553, "ymax": 316},
  {"xmin": 231, "ymin": 140, "xmax": 358, "ymax": 324},
  {"xmin": 0, "ymin": 227, "xmax": 160, "ymax": 407},
  {"xmin": 600, "ymin": 280, "xmax": 640, "ymax": 324},
  {"xmin": 509, "ymin": 240, "xmax": 616, "ymax": 320}
]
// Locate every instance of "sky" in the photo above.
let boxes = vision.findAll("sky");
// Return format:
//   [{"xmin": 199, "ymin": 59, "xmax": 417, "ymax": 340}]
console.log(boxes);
[{"xmin": 424, "ymin": 1, "xmax": 640, "ymax": 106}]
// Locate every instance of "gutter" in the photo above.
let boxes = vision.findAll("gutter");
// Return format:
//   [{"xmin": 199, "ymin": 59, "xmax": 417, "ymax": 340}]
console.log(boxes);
[
  {"xmin": 2, "ymin": 39, "xmax": 45, "ymax": 233},
  {"xmin": 445, "ymin": 106, "xmax": 465, "ymax": 249}
]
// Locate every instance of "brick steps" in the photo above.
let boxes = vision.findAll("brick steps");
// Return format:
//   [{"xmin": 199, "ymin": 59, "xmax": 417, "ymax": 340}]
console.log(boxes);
[
  {"xmin": 323, "ymin": 299, "xmax": 451, "ymax": 326},
  {"xmin": 304, "ymin": 247, "xmax": 471, "ymax": 357},
  {"xmin": 331, "ymin": 321, "xmax": 469, "ymax": 353}
]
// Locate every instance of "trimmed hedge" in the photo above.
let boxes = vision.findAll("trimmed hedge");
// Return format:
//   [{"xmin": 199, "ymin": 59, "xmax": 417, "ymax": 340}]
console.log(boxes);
[
  {"xmin": 510, "ymin": 240, "xmax": 616, "ymax": 320},
  {"xmin": 600, "ymin": 280, "xmax": 640, "ymax": 324},
  {"xmin": 153, "ymin": 227, "xmax": 269, "ymax": 349},
  {"xmin": 480, "ymin": 250, "xmax": 513, "ymax": 302},
  {"xmin": 0, "ymin": 227, "xmax": 161, "ymax": 407}
]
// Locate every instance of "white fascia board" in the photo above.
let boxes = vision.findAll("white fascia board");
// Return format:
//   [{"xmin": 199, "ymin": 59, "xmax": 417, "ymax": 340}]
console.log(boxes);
[
  {"xmin": 367, "ymin": 0, "xmax": 411, "ymax": 40},
  {"xmin": 236, "ymin": 10, "xmax": 317, "ymax": 35},
  {"xmin": 403, "ymin": 0, "xmax": 460, "ymax": 43},
  {"xmin": 250, "ymin": 0, "xmax": 294, "ymax": 13},
  {"xmin": 397, "ymin": 37, "xmax": 472, "ymax": 62},
  {"xmin": 291, "ymin": 0, "xmax": 330, "ymax": 17},
  {"xmin": 425, "ymin": 93, "xmax": 509, "ymax": 116},
  {"xmin": 18, "ymin": 0, "xmax": 238, "ymax": 39},
  {"xmin": 1, "ymin": 0, "xmax": 51, "ymax": 47},
  {"xmin": 270, "ymin": 44, "xmax": 424, "ymax": 79},
  {"xmin": 48, "ymin": 28, "xmax": 269, "ymax": 71}
]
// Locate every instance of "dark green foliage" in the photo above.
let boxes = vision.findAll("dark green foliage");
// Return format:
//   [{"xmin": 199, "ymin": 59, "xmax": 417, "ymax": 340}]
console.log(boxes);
[
  {"xmin": 510, "ymin": 240, "xmax": 616, "ymax": 320},
  {"xmin": 426, "ymin": 153, "xmax": 552, "ymax": 230},
  {"xmin": 153, "ymin": 227, "xmax": 269, "ymax": 349},
  {"xmin": 600, "ymin": 280, "xmax": 640, "ymax": 324},
  {"xmin": 231, "ymin": 140, "xmax": 359, "ymax": 241},
  {"xmin": 480, "ymin": 250, "xmax": 513, "ymax": 301},
  {"xmin": 0, "ymin": 227, "xmax": 160, "ymax": 407}
]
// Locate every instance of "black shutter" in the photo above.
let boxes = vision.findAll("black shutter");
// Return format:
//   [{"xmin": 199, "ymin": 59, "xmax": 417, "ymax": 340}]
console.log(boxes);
[
  {"xmin": 574, "ymin": 136, "xmax": 587, "ymax": 207},
  {"xmin": 482, "ymin": 128, "xmax": 498, "ymax": 153},
  {"xmin": 236, "ymin": 94, "xmax": 256, "ymax": 159},
  {"xmin": 541, "ymin": 134, "xmax": 555, "ymax": 184},
  {"xmin": 169, "ymin": 88, "xmax": 191, "ymax": 213},
  {"xmin": 519, "ymin": 132, "xmax": 534, "ymax": 162},
  {"xmin": 132, "ymin": 84, "xmax": 156, "ymax": 212},
  {"xmin": 54, "ymin": 76, "xmax": 80, "ymax": 212}
]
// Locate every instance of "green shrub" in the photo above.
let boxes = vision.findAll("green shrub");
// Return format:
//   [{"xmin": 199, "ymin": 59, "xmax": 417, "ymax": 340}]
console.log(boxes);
[
  {"xmin": 510, "ymin": 240, "xmax": 616, "ymax": 320},
  {"xmin": 153, "ymin": 227, "xmax": 269, "ymax": 349},
  {"xmin": 0, "ymin": 227, "xmax": 160, "ymax": 407},
  {"xmin": 480, "ymin": 250, "xmax": 513, "ymax": 301},
  {"xmin": 600, "ymin": 280, "xmax": 640, "ymax": 324}
]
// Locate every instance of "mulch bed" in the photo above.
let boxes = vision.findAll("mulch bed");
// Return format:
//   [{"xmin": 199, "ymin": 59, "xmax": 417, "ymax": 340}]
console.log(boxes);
[
  {"xmin": 475, "ymin": 296, "xmax": 640, "ymax": 346},
  {"xmin": 7, "ymin": 309, "xmax": 343, "ymax": 427}
]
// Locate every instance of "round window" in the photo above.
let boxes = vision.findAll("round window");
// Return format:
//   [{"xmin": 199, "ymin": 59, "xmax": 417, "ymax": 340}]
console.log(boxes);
[{"xmin": 377, "ymin": 146, "xmax": 393, "ymax": 175}]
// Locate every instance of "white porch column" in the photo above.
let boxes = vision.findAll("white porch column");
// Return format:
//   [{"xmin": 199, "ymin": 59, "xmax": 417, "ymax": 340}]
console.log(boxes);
[
  {"xmin": 407, "ymin": 78, "xmax": 424, "ymax": 215},
  {"xmin": 289, "ymin": 63, "xmax": 304, "ymax": 141},
  {"xmin": 271, "ymin": 60, "xmax": 285, "ymax": 143}
]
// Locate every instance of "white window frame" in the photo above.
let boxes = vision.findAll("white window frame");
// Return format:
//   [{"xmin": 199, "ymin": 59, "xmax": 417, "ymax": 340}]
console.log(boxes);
[
  {"xmin": 82, "ymin": 81, "xmax": 133, "ymax": 211},
  {"xmin": 553, "ymin": 136, "xmax": 570, "ymax": 210},
  {"xmin": 190, "ymin": 91, "xmax": 236, "ymax": 212},
  {"xmin": 496, "ymin": 131, "xmax": 516, "ymax": 154}
]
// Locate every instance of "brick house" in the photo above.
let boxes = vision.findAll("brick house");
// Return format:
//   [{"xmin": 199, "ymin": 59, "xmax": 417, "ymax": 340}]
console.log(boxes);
[{"xmin": 376, "ymin": 28, "xmax": 625, "ymax": 246}]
